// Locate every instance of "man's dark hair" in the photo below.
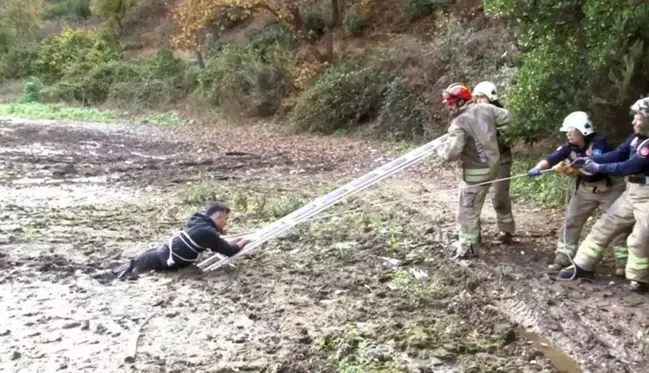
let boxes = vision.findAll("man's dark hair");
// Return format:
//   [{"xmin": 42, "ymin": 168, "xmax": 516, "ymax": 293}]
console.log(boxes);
[{"xmin": 206, "ymin": 202, "xmax": 231, "ymax": 216}]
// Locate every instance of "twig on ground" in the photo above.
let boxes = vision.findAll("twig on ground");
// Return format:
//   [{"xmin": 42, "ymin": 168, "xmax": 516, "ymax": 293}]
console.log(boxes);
[{"xmin": 124, "ymin": 311, "xmax": 158, "ymax": 363}]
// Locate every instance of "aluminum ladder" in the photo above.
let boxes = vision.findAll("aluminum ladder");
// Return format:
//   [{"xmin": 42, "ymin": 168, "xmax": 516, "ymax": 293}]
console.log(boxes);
[{"xmin": 197, "ymin": 134, "xmax": 448, "ymax": 272}]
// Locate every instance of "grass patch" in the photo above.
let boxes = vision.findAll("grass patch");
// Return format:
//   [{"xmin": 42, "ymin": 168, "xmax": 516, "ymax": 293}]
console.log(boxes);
[
  {"xmin": 315, "ymin": 326, "xmax": 402, "ymax": 372},
  {"xmin": 139, "ymin": 112, "xmax": 185, "ymax": 126},
  {"xmin": 0, "ymin": 103, "xmax": 116, "ymax": 121},
  {"xmin": 510, "ymin": 156, "xmax": 568, "ymax": 207}
]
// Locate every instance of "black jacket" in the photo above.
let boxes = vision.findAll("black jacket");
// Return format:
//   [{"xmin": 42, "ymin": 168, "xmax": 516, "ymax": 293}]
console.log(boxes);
[{"xmin": 167, "ymin": 213, "xmax": 241, "ymax": 265}]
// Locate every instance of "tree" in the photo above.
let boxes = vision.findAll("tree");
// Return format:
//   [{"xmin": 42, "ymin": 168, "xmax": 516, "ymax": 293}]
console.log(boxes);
[
  {"xmin": 0, "ymin": 0, "xmax": 43, "ymax": 42},
  {"xmin": 171, "ymin": 0, "xmax": 341, "ymax": 66},
  {"xmin": 484, "ymin": 0, "xmax": 649, "ymax": 143},
  {"xmin": 90, "ymin": 0, "xmax": 135, "ymax": 38}
]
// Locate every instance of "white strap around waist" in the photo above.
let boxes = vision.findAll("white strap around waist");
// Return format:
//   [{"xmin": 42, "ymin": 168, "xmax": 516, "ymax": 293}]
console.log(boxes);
[{"xmin": 166, "ymin": 231, "xmax": 206, "ymax": 267}]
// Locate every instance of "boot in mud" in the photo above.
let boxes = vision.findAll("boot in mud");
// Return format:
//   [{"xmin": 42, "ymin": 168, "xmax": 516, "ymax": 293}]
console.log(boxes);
[
  {"xmin": 629, "ymin": 281, "xmax": 648, "ymax": 293},
  {"xmin": 114, "ymin": 260, "xmax": 137, "ymax": 281},
  {"xmin": 454, "ymin": 243, "xmax": 478, "ymax": 260},
  {"xmin": 558, "ymin": 265, "xmax": 593, "ymax": 281},
  {"xmin": 497, "ymin": 232, "xmax": 513, "ymax": 245},
  {"xmin": 548, "ymin": 252, "xmax": 572, "ymax": 272}
]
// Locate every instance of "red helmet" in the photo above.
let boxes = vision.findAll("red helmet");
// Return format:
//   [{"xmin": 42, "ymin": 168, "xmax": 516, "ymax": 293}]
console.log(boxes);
[{"xmin": 442, "ymin": 83, "xmax": 472, "ymax": 105}]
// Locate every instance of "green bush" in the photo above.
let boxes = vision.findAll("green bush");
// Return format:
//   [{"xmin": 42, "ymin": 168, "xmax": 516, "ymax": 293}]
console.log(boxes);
[
  {"xmin": 290, "ymin": 64, "xmax": 393, "ymax": 134},
  {"xmin": 198, "ymin": 43, "xmax": 290, "ymax": 118},
  {"xmin": 36, "ymin": 27, "xmax": 117, "ymax": 83},
  {"xmin": 42, "ymin": 0, "xmax": 92, "ymax": 20},
  {"xmin": 343, "ymin": 10, "xmax": 369, "ymax": 37},
  {"xmin": 401, "ymin": 0, "xmax": 446, "ymax": 19},
  {"xmin": 19, "ymin": 77, "xmax": 44, "ymax": 103},
  {"xmin": 0, "ymin": 44, "xmax": 40, "ymax": 79},
  {"xmin": 484, "ymin": 0, "xmax": 649, "ymax": 143},
  {"xmin": 299, "ymin": 3, "xmax": 326, "ymax": 40},
  {"xmin": 375, "ymin": 77, "xmax": 428, "ymax": 140}
]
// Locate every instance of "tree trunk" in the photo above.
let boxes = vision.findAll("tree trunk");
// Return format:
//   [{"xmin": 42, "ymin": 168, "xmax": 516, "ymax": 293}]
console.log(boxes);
[
  {"xmin": 195, "ymin": 50, "xmax": 206, "ymax": 69},
  {"xmin": 324, "ymin": 0, "xmax": 340, "ymax": 61}
]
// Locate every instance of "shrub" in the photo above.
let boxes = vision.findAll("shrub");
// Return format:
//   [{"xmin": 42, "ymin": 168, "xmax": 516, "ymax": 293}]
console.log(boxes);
[
  {"xmin": 198, "ymin": 43, "xmax": 291, "ymax": 118},
  {"xmin": 343, "ymin": 10, "xmax": 369, "ymax": 37},
  {"xmin": 41, "ymin": 0, "xmax": 92, "ymax": 20},
  {"xmin": 299, "ymin": 3, "xmax": 326, "ymax": 40},
  {"xmin": 401, "ymin": 0, "xmax": 446, "ymax": 20},
  {"xmin": 0, "ymin": 44, "xmax": 40, "ymax": 79},
  {"xmin": 375, "ymin": 77, "xmax": 428, "ymax": 140},
  {"xmin": 19, "ymin": 77, "xmax": 44, "ymax": 103},
  {"xmin": 484, "ymin": 0, "xmax": 649, "ymax": 143},
  {"xmin": 36, "ymin": 27, "xmax": 118, "ymax": 83},
  {"xmin": 290, "ymin": 63, "xmax": 394, "ymax": 134}
]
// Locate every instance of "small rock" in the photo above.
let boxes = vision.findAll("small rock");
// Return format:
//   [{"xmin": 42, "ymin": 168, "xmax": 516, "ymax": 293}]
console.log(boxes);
[
  {"xmin": 232, "ymin": 334, "xmax": 248, "ymax": 343},
  {"xmin": 58, "ymin": 363, "xmax": 68, "ymax": 370},
  {"xmin": 466, "ymin": 365, "xmax": 479, "ymax": 373},
  {"xmin": 93, "ymin": 323, "xmax": 107, "ymax": 335},
  {"xmin": 166, "ymin": 311, "xmax": 180, "ymax": 318},
  {"xmin": 0, "ymin": 329, "xmax": 10, "ymax": 337},
  {"xmin": 62, "ymin": 321, "xmax": 81, "ymax": 329},
  {"xmin": 81, "ymin": 320, "xmax": 90, "ymax": 330},
  {"xmin": 10, "ymin": 350, "xmax": 21, "ymax": 360}
]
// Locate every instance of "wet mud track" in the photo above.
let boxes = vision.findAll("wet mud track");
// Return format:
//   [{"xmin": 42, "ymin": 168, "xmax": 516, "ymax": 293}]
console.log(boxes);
[{"xmin": 0, "ymin": 118, "xmax": 646, "ymax": 373}]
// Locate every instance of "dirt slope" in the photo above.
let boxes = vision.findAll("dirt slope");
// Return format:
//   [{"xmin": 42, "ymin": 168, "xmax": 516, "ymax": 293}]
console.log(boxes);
[{"xmin": 0, "ymin": 118, "xmax": 647, "ymax": 373}]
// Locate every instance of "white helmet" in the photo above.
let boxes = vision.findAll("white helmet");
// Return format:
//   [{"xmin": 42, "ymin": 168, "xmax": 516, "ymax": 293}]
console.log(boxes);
[
  {"xmin": 472, "ymin": 81, "xmax": 498, "ymax": 101},
  {"xmin": 630, "ymin": 97, "xmax": 649, "ymax": 117},
  {"xmin": 560, "ymin": 111, "xmax": 594, "ymax": 136}
]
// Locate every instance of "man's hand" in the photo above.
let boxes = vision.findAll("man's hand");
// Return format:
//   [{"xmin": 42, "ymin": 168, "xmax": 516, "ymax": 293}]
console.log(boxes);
[
  {"xmin": 527, "ymin": 167, "xmax": 542, "ymax": 177},
  {"xmin": 237, "ymin": 239, "xmax": 251, "ymax": 248}
]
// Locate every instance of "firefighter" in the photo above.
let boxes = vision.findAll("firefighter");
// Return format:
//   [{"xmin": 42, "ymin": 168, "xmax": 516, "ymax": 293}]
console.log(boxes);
[
  {"xmin": 527, "ymin": 111, "xmax": 628, "ymax": 275},
  {"xmin": 559, "ymin": 98, "xmax": 649, "ymax": 293},
  {"xmin": 436, "ymin": 83, "xmax": 512, "ymax": 259},
  {"xmin": 472, "ymin": 81, "xmax": 515, "ymax": 244}
]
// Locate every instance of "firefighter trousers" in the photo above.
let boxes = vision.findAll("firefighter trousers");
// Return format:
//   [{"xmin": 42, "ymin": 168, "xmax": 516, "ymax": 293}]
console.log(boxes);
[{"xmin": 573, "ymin": 183, "xmax": 649, "ymax": 283}]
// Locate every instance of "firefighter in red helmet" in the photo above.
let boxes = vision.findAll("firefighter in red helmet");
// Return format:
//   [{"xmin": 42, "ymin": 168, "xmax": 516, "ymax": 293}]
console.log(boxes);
[{"xmin": 436, "ymin": 83, "xmax": 512, "ymax": 258}]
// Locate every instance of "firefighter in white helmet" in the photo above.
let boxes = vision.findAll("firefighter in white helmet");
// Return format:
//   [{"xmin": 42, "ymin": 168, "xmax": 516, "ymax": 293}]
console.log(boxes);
[
  {"xmin": 472, "ymin": 81, "xmax": 515, "ymax": 244},
  {"xmin": 560, "ymin": 98, "xmax": 649, "ymax": 293},
  {"xmin": 527, "ymin": 111, "xmax": 629, "ymax": 275}
]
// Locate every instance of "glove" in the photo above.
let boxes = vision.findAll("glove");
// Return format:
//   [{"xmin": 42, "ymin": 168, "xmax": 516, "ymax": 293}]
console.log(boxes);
[
  {"xmin": 527, "ymin": 167, "xmax": 542, "ymax": 177},
  {"xmin": 581, "ymin": 159, "xmax": 601, "ymax": 174}
]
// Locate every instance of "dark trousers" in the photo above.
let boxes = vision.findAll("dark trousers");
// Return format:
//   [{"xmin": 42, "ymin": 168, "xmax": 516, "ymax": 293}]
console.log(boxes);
[{"xmin": 132, "ymin": 245, "xmax": 170, "ymax": 274}]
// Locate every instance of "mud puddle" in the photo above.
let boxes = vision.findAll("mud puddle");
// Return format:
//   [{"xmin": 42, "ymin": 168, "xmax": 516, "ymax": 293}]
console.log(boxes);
[{"xmin": 520, "ymin": 330, "xmax": 582, "ymax": 373}]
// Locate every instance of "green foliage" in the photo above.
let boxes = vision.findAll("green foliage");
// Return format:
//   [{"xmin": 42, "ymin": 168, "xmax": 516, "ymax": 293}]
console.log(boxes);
[
  {"xmin": 0, "ymin": 44, "xmax": 40, "ymax": 79},
  {"xmin": 510, "ymin": 156, "xmax": 567, "ymax": 207},
  {"xmin": 376, "ymin": 77, "xmax": 427, "ymax": 140},
  {"xmin": 198, "ymin": 42, "xmax": 290, "ymax": 118},
  {"xmin": 19, "ymin": 77, "xmax": 44, "ymax": 103},
  {"xmin": 484, "ymin": 0, "xmax": 649, "ymax": 143},
  {"xmin": 290, "ymin": 64, "xmax": 393, "ymax": 134},
  {"xmin": 343, "ymin": 10, "xmax": 369, "ymax": 37},
  {"xmin": 401, "ymin": 0, "xmax": 446, "ymax": 20},
  {"xmin": 42, "ymin": 0, "xmax": 91, "ymax": 20},
  {"xmin": 36, "ymin": 27, "xmax": 118, "ymax": 83},
  {"xmin": 299, "ymin": 2, "xmax": 326, "ymax": 40},
  {"xmin": 0, "ymin": 102, "xmax": 115, "ymax": 121}
]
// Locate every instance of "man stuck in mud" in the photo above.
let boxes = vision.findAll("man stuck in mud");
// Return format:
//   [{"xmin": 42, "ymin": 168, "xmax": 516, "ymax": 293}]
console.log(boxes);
[{"xmin": 113, "ymin": 202, "xmax": 250, "ymax": 280}]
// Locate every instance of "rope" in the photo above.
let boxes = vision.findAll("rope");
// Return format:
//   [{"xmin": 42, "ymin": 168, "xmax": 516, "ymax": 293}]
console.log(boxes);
[{"xmin": 224, "ymin": 169, "xmax": 555, "ymax": 239}]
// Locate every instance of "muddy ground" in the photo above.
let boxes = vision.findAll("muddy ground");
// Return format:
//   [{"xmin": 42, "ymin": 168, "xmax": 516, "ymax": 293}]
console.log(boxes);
[{"xmin": 0, "ymin": 117, "xmax": 647, "ymax": 373}]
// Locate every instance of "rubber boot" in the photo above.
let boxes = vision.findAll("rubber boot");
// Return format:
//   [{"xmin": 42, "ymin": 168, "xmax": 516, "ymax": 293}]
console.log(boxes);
[
  {"xmin": 497, "ymin": 232, "xmax": 513, "ymax": 245},
  {"xmin": 558, "ymin": 265, "xmax": 594, "ymax": 281},
  {"xmin": 629, "ymin": 281, "xmax": 648, "ymax": 293},
  {"xmin": 114, "ymin": 259, "xmax": 137, "ymax": 281},
  {"xmin": 454, "ymin": 243, "xmax": 478, "ymax": 260},
  {"xmin": 548, "ymin": 252, "xmax": 572, "ymax": 272}
]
